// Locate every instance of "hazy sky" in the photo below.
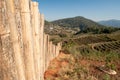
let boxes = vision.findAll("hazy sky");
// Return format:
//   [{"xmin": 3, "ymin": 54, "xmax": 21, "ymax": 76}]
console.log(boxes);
[{"xmin": 36, "ymin": 0, "xmax": 120, "ymax": 21}]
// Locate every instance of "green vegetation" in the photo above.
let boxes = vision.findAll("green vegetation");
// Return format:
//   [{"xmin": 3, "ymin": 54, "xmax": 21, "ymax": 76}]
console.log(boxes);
[
  {"xmin": 45, "ymin": 17, "xmax": 120, "ymax": 80},
  {"xmin": 60, "ymin": 33, "xmax": 120, "ymax": 80},
  {"xmin": 103, "ymin": 74, "xmax": 111, "ymax": 80},
  {"xmin": 63, "ymin": 35, "xmax": 120, "ymax": 60}
]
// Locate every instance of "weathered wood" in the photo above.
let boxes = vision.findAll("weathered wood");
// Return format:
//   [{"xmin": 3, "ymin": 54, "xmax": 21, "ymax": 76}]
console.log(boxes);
[
  {"xmin": 58, "ymin": 43, "xmax": 62, "ymax": 55},
  {"xmin": 44, "ymin": 34, "xmax": 49, "ymax": 71},
  {"xmin": 39, "ymin": 14, "xmax": 44, "ymax": 80},
  {"xmin": 43, "ymin": 34, "xmax": 46, "ymax": 73},
  {"xmin": 46, "ymin": 35, "xmax": 50, "ymax": 69},
  {"xmin": 0, "ymin": 0, "xmax": 3, "ymax": 32},
  {"xmin": 49, "ymin": 41, "xmax": 53, "ymax": 61},
  {"xmin": 0, "ymin": 35, "xmax": 18, "ymax": 80},
  {"xmin": 19, "ymin": 0, "xmax": 36, "ymax": 80},
  {"xmin": 31, "ymin": 2, "xmax": 41, "ymax": 80},
  {"xmin": 14, "ymin": 0, "xmax": 24, "ymax": 54},
  {"xmin": 0, "ymin": 0, "xmax": 62, "ymax": 80},
  {"xmin": 5, "ymin": 0, "xmax": 26, "ymax": 80},
  {"xmin": 0, "ymin": 0, "xmax": 10, "ymax": 36},
  {"xmin": 0, "ymin": 0, "xmax": 2, "ymax": 26},
  {"xmin": 0, "ymin": 37, "xmax": 3, "ymax": 80}
]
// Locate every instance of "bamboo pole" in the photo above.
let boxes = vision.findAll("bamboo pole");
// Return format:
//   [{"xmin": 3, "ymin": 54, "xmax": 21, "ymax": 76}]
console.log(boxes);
[
  {"xmin": 5, "ymin": 0, "xmax": 25, "ymax": 80},
  {"xmin": 31, "ymin": 2, "xmax": 40, "ymax": 80},
  {"xmin": 19, "ymin": 0, "xmax": 36, "ymax": 80}
]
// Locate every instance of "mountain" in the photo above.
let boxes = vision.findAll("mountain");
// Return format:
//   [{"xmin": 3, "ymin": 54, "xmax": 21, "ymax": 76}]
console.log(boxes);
[
  {"xmin": 98, "ymin": 19, "xmax": 120, "ymax": 28},
  {"xmin": 51, "ymin": 16, "xmax": 120, "ymax": 34},
  {"xmin": 45, "ymin": 16, "xmax": 120, "ymax": 35},
  {"xmin": 52, "ymin": 16, "xmax": 105, "ymax": 30}
]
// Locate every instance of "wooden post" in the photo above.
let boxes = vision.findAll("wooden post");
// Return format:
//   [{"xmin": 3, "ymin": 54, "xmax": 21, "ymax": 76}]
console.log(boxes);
[
  {"xmin": 31, "ymin": 2, "xmax": 40, "ymax": 80},
  {"xmin": 19, "ymin": 0, "xmax": 36, "ymax": 80},
  {"xmin": 53, "ymin": 45, "xmax": 56, "ymax": 57},
  {"xmin": 43, "ymin": 34, "xmax": 46, "ymax": 72},
  {"xmin": 44, "ymin": 34, "xmax": 49, "ymax": 71},
  {"xmin": 5, "ymin": 0, "xmax": 25, "ymax": 80},
  {"xmin": 39, "ymin": 14, "xmax": 44, "ymax": 80},
  {"xmin": 49, "ymin": 41, "xmax": 53, "ymax": 61},
  {"xmin": 50, "ymin": 43, "xmax": 53, "ymax": 60},
  {"xmin": 46, "ymin": 35, "xmax": 50, "ymax": 69},
  {"xmin": 55, "ymin": 45, "xmax": 58, "ymax": 57},
  {"xmin": 52, "ymin": 44, "xmax": 54, "ymax": 58},
  {"xmin": 58, "ymin": 43, "xmax": 62, "ymax": 55},
  {"xmin": 0, "ymin": 0, "xmax": 2, "ymax": 29},
  {"xmin": 55, "ymin": 45, "xmax": 57, "ymax": 57},
  {"xmin": 0, "ymin": 0, "xmax": 9, "ymax": 36},
  {"xmin": 0, "ymin": 37, "xmax": 2, "ymax": 80}
]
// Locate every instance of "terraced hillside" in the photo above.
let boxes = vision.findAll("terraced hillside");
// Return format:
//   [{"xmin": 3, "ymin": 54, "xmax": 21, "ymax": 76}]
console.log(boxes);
[
  {"xmin": 76, "ymin": 40, "xmax": 120, "ymax": 54},
  {"xmin": 93, "ymin": 41, "xmax": 120, "ymax": 53},
  {"xmin": 60, "ymin": 33, "xmax": 120, "ymax": 80},
  {"xmin": 45, "ymin": 33, "xmax": 120, "ymax": 80},
  {"xmin": 74, "ymin": 35, "xmax": 115, "ymax": 45},
  {"xmin": 45, "ymin": 30, "xmax": 120, "ymax": 80}
]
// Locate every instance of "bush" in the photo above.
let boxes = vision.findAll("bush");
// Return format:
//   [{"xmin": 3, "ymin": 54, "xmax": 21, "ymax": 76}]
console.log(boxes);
[
  {"xmin": 59, "ymin": 33, "xmax": 67, "ymax": 38},
  {"xmin": 103, "ymin": 74, "xmax": 111, "ymax": 80}
]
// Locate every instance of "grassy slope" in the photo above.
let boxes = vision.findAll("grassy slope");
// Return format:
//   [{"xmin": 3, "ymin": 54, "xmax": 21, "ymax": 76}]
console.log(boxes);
[{"xmin": 45, "ymin": 31, "xmax": 120, "ymax": 80}]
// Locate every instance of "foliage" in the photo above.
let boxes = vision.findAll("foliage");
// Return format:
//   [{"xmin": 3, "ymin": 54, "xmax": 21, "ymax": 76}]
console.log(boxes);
[
  {"xmin": 103, "ymin": 74, "xmax": 111, "ymax": 80},
  {"xmin": 50, "ymin": 38, "xmax": 61, "ymax": 45},
  {"xmin": 59, "ymin": 33, "xmax": 67, "ymax": 38}
]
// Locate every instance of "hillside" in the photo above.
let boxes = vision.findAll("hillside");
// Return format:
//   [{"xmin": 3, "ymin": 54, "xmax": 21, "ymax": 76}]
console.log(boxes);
[
  {"xmin": 44, "ymin": 17, "xmax": 120, "ymax": 80},
  {"xmin": 44, "ymin": 17, "xmax": 120, "ymax": 45},
  {"xmin": 45, "ymin": 33, "xmax": 120, "ymax": 80},
  {"xmin": 49, "ymin": 16, "xmax": 119, "ymax": 34},
  {"xmin": 52, "ymin": 16, "xmax": 104, "ymax": 29},
  {"xmin": 98, "ymin": 19, "xmax": 120, "ymax": 28}
]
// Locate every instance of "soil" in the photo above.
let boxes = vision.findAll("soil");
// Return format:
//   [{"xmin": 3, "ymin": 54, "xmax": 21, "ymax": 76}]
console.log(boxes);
[{"xmin": 44, "ymin": 52, "xmax": 120, "ymax": 80}]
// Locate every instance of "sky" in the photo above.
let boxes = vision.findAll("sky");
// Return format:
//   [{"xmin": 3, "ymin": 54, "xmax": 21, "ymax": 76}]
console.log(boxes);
[{"xmin": 35, "ymin": 0, "xmax": 120, "ymax": 21}]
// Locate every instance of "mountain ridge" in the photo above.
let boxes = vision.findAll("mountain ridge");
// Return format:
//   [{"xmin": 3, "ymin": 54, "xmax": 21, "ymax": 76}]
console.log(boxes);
[
  {"xmin": 98, "ymin": 19, "xmax": 120, "ymax": 27},
  {"xmin": 52, "ymin": 16, "xmax": 105, "ymax": 29},
  {"xmin": 51, "ymin": 16, "xmax": 119, "ymax": 34}
]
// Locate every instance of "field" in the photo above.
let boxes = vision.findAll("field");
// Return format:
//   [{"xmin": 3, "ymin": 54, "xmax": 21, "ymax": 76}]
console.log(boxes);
[{"xmin": 46, "ymin": 32, "xmax": 120, "ymax": 80}]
